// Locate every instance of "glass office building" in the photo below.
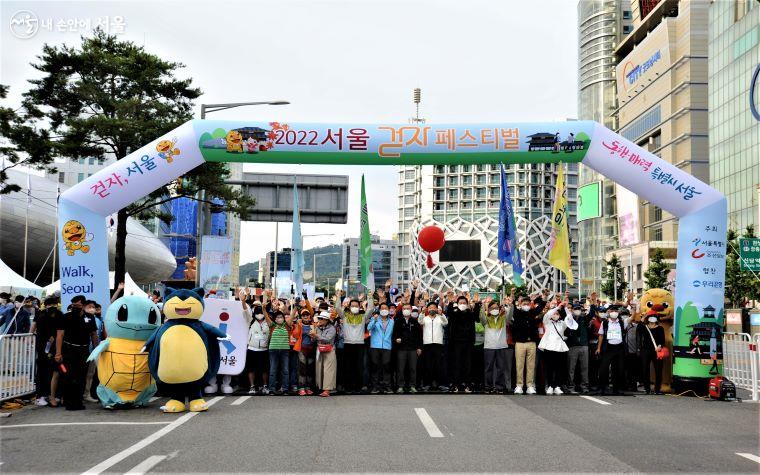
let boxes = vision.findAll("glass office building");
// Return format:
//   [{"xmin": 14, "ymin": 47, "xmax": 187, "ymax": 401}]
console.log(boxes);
[{"xmin": 708, "ymin": 0, "xmax": 760, "ymax": 233}]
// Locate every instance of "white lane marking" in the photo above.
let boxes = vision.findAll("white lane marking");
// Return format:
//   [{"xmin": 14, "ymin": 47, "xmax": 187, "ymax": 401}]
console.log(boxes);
[
  {"xmin": 124, "ymin": 455, "xmax": 166, "ymax": 475},
  {"xmin": 579, "ymin": 395, "xmax": 612, "ymax": 406},
  {"xmin": 414, "ymin": 407, "xmax": 444, "ymax": 438},
  {"xmin": 82, "ymin": 396, "xmax": 223, "ymax": 475},
  {"xmin": 2, "ymin": 422, "xmax": 169, "ymax": 429},
  {"xmin": 736, "ymin": 453, "xmax": 760, "ymax": 464},
  {"xmin": 230, "ymin": 396, "xmax": 251, "ymax": 406}
]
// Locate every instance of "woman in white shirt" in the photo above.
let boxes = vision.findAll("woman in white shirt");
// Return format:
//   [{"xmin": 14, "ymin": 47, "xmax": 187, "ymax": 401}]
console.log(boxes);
[
  {"xmin": 418, "ymin": 301, "xmax": 448, "ymax": 391},
  {"xmin": 538, "ymin": 301, "xmax": 578, "ymax": 395}
]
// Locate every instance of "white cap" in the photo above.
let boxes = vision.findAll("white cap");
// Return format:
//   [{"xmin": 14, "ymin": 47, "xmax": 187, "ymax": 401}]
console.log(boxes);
[{"xmin": 317, "ymin": 311, "xmax": 331, "ymax": 320}]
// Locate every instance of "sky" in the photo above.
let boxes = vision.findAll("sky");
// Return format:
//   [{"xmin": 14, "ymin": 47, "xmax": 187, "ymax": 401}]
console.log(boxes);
[{"xmin": 1, "ymin": 0, "xmax": 580, "ymax": 265}]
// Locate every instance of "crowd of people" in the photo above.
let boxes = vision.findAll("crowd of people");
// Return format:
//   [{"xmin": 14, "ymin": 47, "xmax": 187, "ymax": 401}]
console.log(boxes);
[{"xmin": 0, "ymin": 278, "xmax": 669, "ymax": 410}]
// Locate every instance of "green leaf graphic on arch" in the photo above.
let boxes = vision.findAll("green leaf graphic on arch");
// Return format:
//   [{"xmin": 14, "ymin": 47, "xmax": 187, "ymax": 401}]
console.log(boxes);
[{"xmin": 675, "ymin": 301, "xmax": 700, "ymax": 346}]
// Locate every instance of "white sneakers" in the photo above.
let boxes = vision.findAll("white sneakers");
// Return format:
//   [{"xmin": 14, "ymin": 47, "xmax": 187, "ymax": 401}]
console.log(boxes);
[
  {"xmin": 553, "ymin": 387, "xmax": 564, "ymax": 395},
  {"xmin": 526, "ymin": 386, "xmax": 537, "ymax": 395},
  {"xmin": 513, "ymin": 386, "xmax": 524, "ymax": 394},
  {"xmin": 35, "ymin": 397, "xmax": 48, "ymax": 406},
  {"xmin": 545, "ymin": 387, "xmax": 564, "ymax": 395}
]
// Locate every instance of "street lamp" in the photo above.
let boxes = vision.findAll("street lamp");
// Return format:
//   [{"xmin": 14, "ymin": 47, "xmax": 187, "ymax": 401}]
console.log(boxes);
[{"xmin": 195, "ymin": 100, "xmax": 290, "ymax": 286}]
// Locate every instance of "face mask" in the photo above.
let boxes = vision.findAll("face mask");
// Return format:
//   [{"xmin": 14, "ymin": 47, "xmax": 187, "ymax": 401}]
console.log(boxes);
[
  {"xmin": 411, "ymin": 311, "xmax": 419, "ymax": 318},
  {"xmin": 599, "ymin": 313, "xmax": 608, "ymax": 319},
  {"xmin": 573, "ymin": 310, "xmax": 582, "ymax": 316},
  {"xmin": 648, "ymin": 316, "xmax": 658, "ymax": 323},
  {"xmin": 255, "ymin": 314, "xmax": 265, "ymax": 321},
  {"xmin": 428, "ymin": 310, "xmax": 437, "ymax": 316},
  {"xmin": 458, "ymin": 304, "xmax": 468, "ymax": 311},
  {"xmin": 402, "ymin": 309, "xmax": 412, "ymax": 317},
  {"xmin": 84, "ymin": 308, "xmax": 96, "ymax": 315},
  {"xmin": 489, "ymin": 309, "xmax": 500, "ymax": 316},
  {"xmin": 609, "ymin": 312, "xmax": 619, "ymax": 319},
  {"xmin": 380, "ymin": 310, "xmax": 389, "ymax": 317},
  {"xmin": 350, "ymin": 307, "xmax": 360, "ymax": 314},
  {"xmin": 521, "ymin": 305, "xmax": 531, "ymax": 312}
]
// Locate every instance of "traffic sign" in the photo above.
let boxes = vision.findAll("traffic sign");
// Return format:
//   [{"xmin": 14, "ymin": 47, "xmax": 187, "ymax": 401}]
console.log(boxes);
[{"xmin": 739, "ymin": 238, "xmax": 760, "ymax": 271}]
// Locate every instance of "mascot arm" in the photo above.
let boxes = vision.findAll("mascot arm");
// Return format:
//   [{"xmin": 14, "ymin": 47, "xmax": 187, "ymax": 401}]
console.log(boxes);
[
  {"xmin": 142, "ymin": 328, "xmax": 160, "ymax": 352},
  {"xmin": 200, "ymin": 321, "xmax": 228, "ymax": 340},
  {"xmin": 86, "ymin": 339, "xmax": 109, "ymax": 362}
]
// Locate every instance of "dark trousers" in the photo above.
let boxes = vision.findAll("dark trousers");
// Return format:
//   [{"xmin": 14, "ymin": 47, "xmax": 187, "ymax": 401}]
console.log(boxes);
[
  {"xmin": 268, "ymin": 349, "xmax": 290, "ymax": 391},
  {"xmin": 640, "ymin": 351, "xmax": 663, "ymax": 393},
  {"xmin": 542, "ymin": 350, "xmax": 566, "ymax": 388},
  {"xmin": 625, "ymin": 353, "xmax": 640, "ymax": 390},
  {"xmin": 588, "ymin": 342, "xmax": 600, "ymax": 389},
  {"xmin": 423, "ymin": 343, "xmax": 444, "ymax": 387},
  {"xmin": 396, "ymin": 349, "xmax": 418, "ymax": 389},
  {"xmin": 288, "ymin": 349, "xmax": 299, "ymax": 390},
  {"xmin": 471, "ymin": 345, "xmax": 484, "ymax": 389},
  {"xmin": 450, "ymin": 340, "xmax": 472, "ymax": 388},
  {"xmin": 484, "ymin": 348, "xmax": 506, "ymax": 390},
  {"xmin": 343, "ymin": 344, "xmax": 365, "ymax": 392},
  {"xmin": 598, "ymin": 344, "xmax": 625, "ymax": 393},
  {"xmin": 370, "ymin": 348, "xmax": 391, "ymax": 390},
  {"xmin": 35, "ymin": 348, "xmax": 53, "ymax": 398},
  {"xmin": 61, "ymin": 345, "xmax": 88, "ymax": 409},
  {"xmin": 298, "ymin": 348, "xmax": 316, "ymax": 390}
]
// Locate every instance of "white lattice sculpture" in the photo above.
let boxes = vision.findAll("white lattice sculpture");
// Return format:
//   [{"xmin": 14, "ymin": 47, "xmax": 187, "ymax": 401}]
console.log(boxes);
[{"xmin": 408, "ymin": 216, "xmax": 555, "ymax": 294}]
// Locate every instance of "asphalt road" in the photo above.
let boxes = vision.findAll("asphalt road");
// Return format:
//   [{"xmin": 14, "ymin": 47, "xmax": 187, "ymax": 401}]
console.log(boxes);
[{"xmin": 1, "ymin": 392, "xmax": 759, "ymax": 473}]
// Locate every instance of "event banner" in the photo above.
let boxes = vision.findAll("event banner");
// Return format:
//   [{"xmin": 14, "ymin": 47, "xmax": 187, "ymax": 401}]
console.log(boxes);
[
  {"xmin": 191, "ymin": 121, "xmax": 597, "ymax": 165},
  {"xmin": 200, "ymin": 298, "xmax": 247, "ymax": 376},
  {"xmin": 199, "ymin": 236, "xmax": 233, "ymax": 296},
  {"xmin": 616, "ymin": 184, "xmax": 641, "ymax": 247}
]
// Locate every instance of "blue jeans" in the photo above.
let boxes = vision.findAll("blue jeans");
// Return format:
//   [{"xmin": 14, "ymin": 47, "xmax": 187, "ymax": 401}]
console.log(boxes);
[
  {"xmin": 288, "ymin": 349, "xmax": 299, "ymax": 389},
  {"xmin": 268, "ymin": 349, "xmax": 290, "ymax": 392}
]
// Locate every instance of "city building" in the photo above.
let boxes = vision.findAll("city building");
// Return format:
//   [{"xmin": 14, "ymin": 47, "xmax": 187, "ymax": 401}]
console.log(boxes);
[
  {"xmin": 46, "ymin": 156, "xmax": 116, "ymax": 187},
  {"xmin": 260, "ymin": 248, "xmax": 292, "ymax": 289},
  {"xmin": 708, "ymin": 0, "xmax": 759, "ymax": 232},
  {"xmin": 397, "ymin": 160, "xmax": 580, "ymax": 294},
  {"xmin": 577, "ymin": 0, "xmax": 632, "ymax": 296},
  {"xmin": 341, "ymin": 235, "xmax": 398, "ymax": 296},
  {"xmin": 609, "ymin": 0, "xmax": 710, "ymax": 290}
]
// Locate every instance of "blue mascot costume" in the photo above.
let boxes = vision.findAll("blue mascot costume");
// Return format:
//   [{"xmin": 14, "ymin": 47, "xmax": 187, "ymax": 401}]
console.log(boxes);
[
  {"xmin": 87, "ymin": 296, "xmax": 161, "ymax": 408},
  {"xmin": 144, "ymin": 287, "xmax": 227, "ymax": 413}
]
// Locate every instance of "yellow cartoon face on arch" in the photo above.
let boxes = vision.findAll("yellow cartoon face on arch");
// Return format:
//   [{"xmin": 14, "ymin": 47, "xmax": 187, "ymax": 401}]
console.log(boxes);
[
  {"xmin": 641, "ymin": 288, "xmax": 674, "ymax": 319},
  {"xmin": 62, "ymin": 220, "xmax": 91, "ymax": 256},
  {"xmin": 225, "ymin": 130, "xmax": 244, "ymax": 153}
]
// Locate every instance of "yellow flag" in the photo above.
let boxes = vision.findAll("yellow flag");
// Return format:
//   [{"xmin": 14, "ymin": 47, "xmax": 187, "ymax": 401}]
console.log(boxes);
[{"xmin": 548, "ymin": 165, "xmax": 574, "ymax": 285}]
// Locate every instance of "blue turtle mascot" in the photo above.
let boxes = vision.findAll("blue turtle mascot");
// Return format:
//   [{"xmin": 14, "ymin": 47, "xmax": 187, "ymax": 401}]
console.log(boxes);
[
  {"xmin": 87, "ymin": 296, "xmax": 161, "ymax": 408},
  {"xmin": 143, "ymin": 287, "xmax": 227, "ymax": 413}
]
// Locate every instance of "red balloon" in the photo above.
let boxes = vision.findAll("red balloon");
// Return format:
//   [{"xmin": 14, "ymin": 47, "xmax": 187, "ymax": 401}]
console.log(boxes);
[{"xmin": 418, "ymin": 226, "xmax": 445, "ymax": 253}]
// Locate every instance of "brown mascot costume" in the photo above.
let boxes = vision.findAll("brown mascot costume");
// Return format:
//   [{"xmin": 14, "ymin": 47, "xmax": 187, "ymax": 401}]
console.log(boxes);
[{"xmin": 639, "ymin": 288, "xmax": 675, "ymax": 392}]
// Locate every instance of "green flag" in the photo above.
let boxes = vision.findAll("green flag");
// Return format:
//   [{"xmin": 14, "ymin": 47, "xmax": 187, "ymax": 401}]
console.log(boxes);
[{"xmin": 359, "ymin": 174, "xmax": 374, "ymax": 290}]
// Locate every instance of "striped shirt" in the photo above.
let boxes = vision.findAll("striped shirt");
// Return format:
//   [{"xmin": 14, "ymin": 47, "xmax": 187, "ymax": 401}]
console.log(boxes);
[{"xmin": 269, "ymin": 324, "xmax": 290, "ymax": 350}]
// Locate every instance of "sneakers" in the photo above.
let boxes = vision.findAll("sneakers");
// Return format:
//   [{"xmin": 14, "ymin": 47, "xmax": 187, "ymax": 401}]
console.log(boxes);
[
  {"xmin": 262, "ymin": 387, "xmax": 271, "ymax": 396},
  {"xmin": 306, "ymin": 389, "xmax": 314, "ymax": 396},
  {"xmin": 35, "ymin": 397, "xmax": 48, "ymax": 406},
  {"xmin": 319, "ymin": 390, "xmax": 330, "ymax": 397},
  {"xmin": 409, "ymin": 386, "xmax": 418, "ymax": 394},
  {"xmin": 396, "ymin": 388, "xmax": 404, "ymax": 394},
  {"xmin": 248, "ymin": 387, "xmax": 257, "ymax": 395},
  {"xmin": 298, "ymin": 389, "xmax": 307, "ymax": 396},
  {"xmin": 546, "ymin": 386, "xmax": 554, "ymax": 395},
  {"xmin": 514, "ymin": 386, "xmax": 524, "ymax": 394},
  {"xmin": 554, "ymin": 387, "xmax": 564, "ymax": 395},
  {"xmin": 464, "ymin": 386, "xmax": 472, "ymax": 394},
  {"xmin": 526, "ymin": 386, "xmax": 537, "ymax": 395}
]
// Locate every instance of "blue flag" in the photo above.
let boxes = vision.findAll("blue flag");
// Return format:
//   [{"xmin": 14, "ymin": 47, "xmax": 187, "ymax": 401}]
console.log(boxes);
[
  {"xmin": 291, "ymin": 183, "xmax": 305, "ymax": 296},
  {"xmin": 498, "ymin": 164, "xmax": 524, "ymax": 285}
]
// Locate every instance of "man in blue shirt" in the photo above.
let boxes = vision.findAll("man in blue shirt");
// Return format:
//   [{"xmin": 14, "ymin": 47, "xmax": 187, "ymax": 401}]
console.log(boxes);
[{"xmin": 367, "ymin": 303, "xmax": 394, "ymax": 394}]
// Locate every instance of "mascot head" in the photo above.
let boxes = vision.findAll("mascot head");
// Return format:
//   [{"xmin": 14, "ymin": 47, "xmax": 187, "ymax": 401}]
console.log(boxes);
[
  {"xmin": 641, "ymin": 288, "xmax": 674, "ymax": 319},
  {"xmin": 106, "ymin": 296, "xmax": 161, "ymax": 340},
  {"xmin": 163, "ymin": 287, "xmax": 205, "ymax": 320}
]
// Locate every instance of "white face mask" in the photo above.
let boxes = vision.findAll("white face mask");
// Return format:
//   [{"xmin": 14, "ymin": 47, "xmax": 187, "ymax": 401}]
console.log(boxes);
[
  {"xmin": 411, "ymin": 311, "xmax": 419, "ymax": 318},
  {"xmin": 599, "ymin": 313, "xmax": 608, "ymax": 319},
  {"xmin": 350, "ymin": 307, "xmax": 360, "ymax": 314},
  {"xmin": 573, "ymin": 310, "xmax": 582, "ymax": 316},
  {"xmin": 648, "ymin": 316, "xmax": 658, "ymax": 323},
  {"xmin": 255, "ymin": 314, "xmax": 265, "ymax": 321},
  {"xmin": 402, "ymin": 309, "xmax": 412, "ymax": 317},
  {"xmin": 609, "ymin": 312, "xmax": 619, "ymax": 319},
  {"xmin": 521, "ymin": 305, "xmax": 531, "ymax": 312},
  {"xmin": 380, "ymin": 310, "xmax": 389, "ymax": 317},
  {"xmin": 458, "ymin": 304, "xmax": 468, "ymax": 311},
  {"xmin": 14, "ymin": 302, "xmax": 22, "ymax": 309},
  {"xmin": 489, "ymin": 309, "xmax": 500, "ymax": 316}
]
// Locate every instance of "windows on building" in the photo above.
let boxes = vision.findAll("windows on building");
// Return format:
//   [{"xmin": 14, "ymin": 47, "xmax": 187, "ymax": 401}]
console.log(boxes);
[
  {"xmin": 88, "ymin": 157, "xmax": 96, "ymax": 165},
  {"xmin": 651, "ymin": 226, "xmax": 662, "ymax": 241},
  {"xmin": 77, "ymin": 173, "xmax": 85, "ymax": 182},
  {"xmin": 58, "ymin": 172, "xmax": 65, "ymax": 183},
  {"xmin": 404, "ymin": 169, "xmax": 415, "ymax": 180}
]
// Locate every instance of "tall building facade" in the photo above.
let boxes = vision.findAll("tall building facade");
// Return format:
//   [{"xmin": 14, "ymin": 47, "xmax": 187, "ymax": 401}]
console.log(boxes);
[
  {"xmin": 47, "ymin": 156, "xmax": 115, "ymax": 187},
  {"xmin": 342, "ymin": 235, "xmax": 398, "ymax": 296},
  {"xmin": 397, "ymin": 160, "xmax": 580, "ymax": 294},
  {"xmin": 606, "ymin": 0, "xmax": 710, "ymax": 291},
  {"xmin": 708, "ymin": 0, "xmax": 759, "ymax": 233},
  {"xmin": 577, "ymin": 0, "xmax": 632, "ymax": 296}
]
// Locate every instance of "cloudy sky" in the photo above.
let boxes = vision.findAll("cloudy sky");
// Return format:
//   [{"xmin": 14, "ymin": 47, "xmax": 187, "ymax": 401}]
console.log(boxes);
[{"xmin": 1, "ymin": 0, "xmax": 579, "ymax": 265}]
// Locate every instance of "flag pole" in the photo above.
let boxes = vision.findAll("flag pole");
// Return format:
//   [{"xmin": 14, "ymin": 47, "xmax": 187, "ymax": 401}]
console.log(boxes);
[{"xmin": 23, "ymin": 174, "xmax": 31, "ymax": 278}]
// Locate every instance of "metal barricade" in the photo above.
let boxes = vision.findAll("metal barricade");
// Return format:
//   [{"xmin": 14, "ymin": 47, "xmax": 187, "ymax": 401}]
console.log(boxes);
[
  {"xmin": 722, "ymin": 332, "xmax": 758, "ymax": 401},
  {"xmin": 0, "ymin": 333, "xmax": 37, "ymax": 402}
]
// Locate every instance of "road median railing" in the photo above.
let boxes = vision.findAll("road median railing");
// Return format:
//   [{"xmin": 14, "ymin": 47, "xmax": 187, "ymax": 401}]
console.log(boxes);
[
  {"xmin": 0, "ymin": 333, "xmax": 36, "ymax": 402},
  {"xmin": 722, "ymin": 332, "xmax": 759, "ymax": 401}
]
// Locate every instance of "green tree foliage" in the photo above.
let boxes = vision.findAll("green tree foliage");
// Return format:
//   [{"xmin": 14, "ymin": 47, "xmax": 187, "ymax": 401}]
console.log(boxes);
[
  {"xmin": 725, "ymin": 225, "xmax": 760, "ymax": 307},
  {"xmin": 0, "ymin": 84, "xmax": 55, "ymax": 194},
  {"xmin": 601, "ymin": 254, "xmax": 627, "ymax": 300},
  {"xmin": 21, "ymin": 30, "xmax": 255, "ymax": 288},
  {"xmin": 644, "ymin": 248, "xmax": 669, "ymax": 290}
]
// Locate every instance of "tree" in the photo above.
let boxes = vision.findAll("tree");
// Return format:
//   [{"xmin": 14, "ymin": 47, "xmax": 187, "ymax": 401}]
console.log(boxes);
[
  {"xmin": 0, "ymin": 84, "xmax": 55, "ymax": 194},
  {"xmin": 601, "ymin": 254, "xmax": 627, "ymax": 300},
  {"xmin": 725, "ymin": 226, "xmax": 760, "ymax": 308},
  {"xmin": 644, "ymin": 248, "xmax": 669, "ymax": 290},
  {"xmin": 22, "ymin": 30, "xmax": 255, "ymax": 288}
]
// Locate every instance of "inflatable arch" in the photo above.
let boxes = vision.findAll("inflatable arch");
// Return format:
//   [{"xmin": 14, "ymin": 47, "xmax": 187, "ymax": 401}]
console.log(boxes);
[{"xmin": 58, "ymin": 120, "xmax": 726, "ymax": 381}]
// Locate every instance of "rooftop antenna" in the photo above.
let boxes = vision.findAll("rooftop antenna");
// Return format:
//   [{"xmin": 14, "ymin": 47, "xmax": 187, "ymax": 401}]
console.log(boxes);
[{"xmin": 410, "ymin": 87, "xmax": 425, "ymax": 124}]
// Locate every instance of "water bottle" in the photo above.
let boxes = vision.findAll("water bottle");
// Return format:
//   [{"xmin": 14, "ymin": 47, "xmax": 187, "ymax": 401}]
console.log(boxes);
[{"xmin": 44, "ymin": 339, "xmax": 53, "ymax": 355}]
